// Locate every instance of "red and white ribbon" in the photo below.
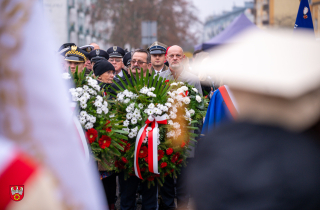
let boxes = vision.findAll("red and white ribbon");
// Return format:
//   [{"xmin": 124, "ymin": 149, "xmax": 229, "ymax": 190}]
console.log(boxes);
[{"xmin": 134, "ymin": 115, "xmax": 168, "ymax": 179}]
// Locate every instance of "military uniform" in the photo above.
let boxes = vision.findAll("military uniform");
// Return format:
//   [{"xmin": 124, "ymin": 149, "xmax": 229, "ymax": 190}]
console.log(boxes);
[{"xmin": 148, "ymin": 41, "xmax": 168, "ymax": 75}]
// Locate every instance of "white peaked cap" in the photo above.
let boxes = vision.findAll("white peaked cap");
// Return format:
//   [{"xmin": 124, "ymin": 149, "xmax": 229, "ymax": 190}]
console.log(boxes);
[
  {"xmin": 196, "ymin": 29, "xmax": 320, "ymax": 99},
  {"xmin": 194, "ymin": 29, "xmax": 320, "ymax": 131}
]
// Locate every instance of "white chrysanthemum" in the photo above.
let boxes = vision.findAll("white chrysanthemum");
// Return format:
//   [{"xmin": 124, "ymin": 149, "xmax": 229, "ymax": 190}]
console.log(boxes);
[
  {"xmin": 168, "ymin": 120, "xmax": 173, "ymax": 125},
  {"xmin": 166, "ymin": 130, "xmax": 175, "ymax": 138},
  {"xmin": 181, "ymin": 86, "xmax": 188, "ymax": 91},
  {"xmin": 132, "ymin": 131, "xmax": 138, "ymax": 137},
  {"xmin": 96, "ymin": 95, "xmax": 103, "ymax": 101},
  {"xmin": 124, "ymin": 99, "xmax": 130, "ymax": 104},
  {"xmin": 170, "ymin": 113, "xmax": 177, "ymax": 119},
  {"xmin": 86, "ymin": 115, "xmax": 91, "ymax": 120},
  {"xmin": 132, "ymin": 127, "xmax": 138, "ymax": 132},
  {"xmin": 183, "ymin": 97, "xmax": 191, "ymax": 104},
  {"xmin": 69, "ymin": 88, "xmax": 76, "ymax": 93},
  {"xmin": 165, "ymin": 103, "xmax": 172, "ymax": 108},
  {"xmin": 85, "ymin": 122, "xmax": 93, "ymax": 129},
  {"xmin": 138, "ymin": 103, "xmax": 144, "ymax": 109},
  {"xmin": 103, "ymin": 101, "xmax": 108, "ymax": 106},
  {"xmin": 103, "ymin": 108, "xmax": 109, "ymax": 114},
  {"xmin": 126, "ymin": 113, "xmax": 133, "ymax": 119},
  {"xmin": 192, "ymin": 88, "xmax": 198, "ymax": 93},
  {"xmin": 171, "ymin": 82, "xmax": 178, "ymax": 86},
  {"xmin": 178, "ymin": 82, "xmax": 184, "ymax": 85},
  {"xmin": 189, "ymin": 109, "xmax": 195, "ymax": 115},
  {"xmin": 173, "ymin": 122, "xmax": 180, "ymax": 129},
  {"xmin": 176, "ymin": 95, "xmax": 184, "ymax": 102},
  {"xmin": 172, "ymin": 106, "xmax": 178, "ymax": 113},
  {"xmin": 94, "ymin": 101, "xmax": 102, "ymax": 107},
  {"xmin": 123, "ymin": 120, "xmax": 130, "ymax": 127},
  {"xmin": 79, "ymin": 97, "xmax": 87, "ymax": 104},
  {"xmin": 134, "ymin": 109, "xmax": 140, "ymax": 115},
  {"xmin": 149, "ymin": 87, "xmax": 155, "ymax": 91},
  {"xmin": 138, "ymin": 116, "xmax": 143, "ymax": 121},
  {"xmin": 153, "ymin": 108, "xmax": 162, "ymax": 115},
  {"xmin": 147, "ymin": 92, "xmax": 153, "ymax": 97},
  {"xmin": 147, "ymin": 109, "xmax": 154, "ymax": 115},
  {"xmin": 79, "ymin": 117, "xmax": 86, "ymax": 125},
  {"xmin": 83, "ymin": 85, "xmax": 89, "ymax": 91},
  {"xmin": 88, "ymin": 88, "xmax": 94, "ymax": 94},
  {"xmin": 128, "ymin": 132, "xmax": 135, "ymax": 139},
  {"xmin": 131, "ymin": 118, "xmax": 137, "ymax": 125},
  {"xmin": 140, "ymin": 87, "xmax": 149, "ymax": 94},
  {"xmin": 70, "ymin": 91, "xmax": 79, "ymax": 97},
  {"xmin": 83, "ymin": 92, "xmax": 90, "ymax": 100},
  {"xmin": 126, "ymin": 106, "xmax": 133, "ymax": 113},
  {"xmin": 148, "ymin": 103, "xmax": 155, "ymax": 109},
  {"xmin": 80, "ymin": 103, "xmax": 87, "ymax": 109},
  {"xmin": 151, "ymin": 93, "xmax": 156, "ymax": 97},
  {"xmin": 80, "ymin": 111, "xmax": 87, "ymax": 117},
  {"xmin": 62, "ymin": 73, "xmax": 71, "ymax": 79},
  {"xmin": 96, "ymin": 108, "xmax": 102, "ymax": 114},
  {"xmin": 167, "ymin": 98, "xmax": 174, "ymax": 103},
  {"xmin": 76, "ymin": 87, "xmax": 84, "ymax": 94},
  {"xmin": 122, "ymin": 127, "xmax": 130, "ymax": 132},
  {"xmin": 94, "ymin": 85, "xmax": 101, "ymax": 92},
  {"xmin": 90, "ymin": 116, "xmax": 96, "ymax": 123},
  {"xmin": 196, "ymin": 95, "xmax": 202, "ymax": 103},
  {"xmin": 129, "ymin": 103, "xmax": 135, "ymax": 108},
  {"xmin": 109, "ymin": 114, "xmax": 115, "ymax": 118}
]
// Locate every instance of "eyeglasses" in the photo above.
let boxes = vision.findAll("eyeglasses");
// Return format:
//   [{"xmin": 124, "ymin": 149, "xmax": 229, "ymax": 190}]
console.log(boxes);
[
  {"xmin": 109, "ymin": 58, "xmax": 122, "ymax": 63},
  {"xmin": 131, "ymin": 60, "xmax": 148, "ymax": 65},
  {"xmin": 168, "ymin": 54, "xmax": 182, "ymax": 59}
]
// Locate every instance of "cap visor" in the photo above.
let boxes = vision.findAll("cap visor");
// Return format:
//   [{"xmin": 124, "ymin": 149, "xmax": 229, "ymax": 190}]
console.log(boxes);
[{"xmin": 150, "ymin": 50, "xmax": 165, "ymax": 55}]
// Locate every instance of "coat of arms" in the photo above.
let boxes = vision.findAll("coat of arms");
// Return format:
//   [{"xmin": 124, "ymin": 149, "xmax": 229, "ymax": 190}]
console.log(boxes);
[
  {"xmin": 10, "ymin": 185, "xmax": 24, "ymax": 201},
  {"xmin": 303, "ymin": 7, "xmax": 308, "ymax": 19}
]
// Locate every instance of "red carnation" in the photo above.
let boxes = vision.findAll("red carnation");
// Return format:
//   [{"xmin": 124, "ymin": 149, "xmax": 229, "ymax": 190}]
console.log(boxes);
[
  {"xmin": 147, "ymin": 176, "xmax": 154, "ymax": 181},
  {"xmin": 144, "ymin": 157, "xmax": 148, "ymax": 163},
  {"xmin": 177, "ymin": 159, "xmax": 183, "ymax": 165},
  {"xmin": 139, "ymin": 146, "xmax": 148, "ymax": 158},
  {"xmin": 106, "ymin": 120, "xmax": 111, "ymax": 125},
  {"xmin": 158, "ymin": 150, "xmax": 164, "ymax": 161},
  {"xmin": 166, "ymin": 148, "xmax": 173, "ymax": 155},
  {"xmin": 155, "ymin": 174, "xmax": 160, "ymax": 178},
  {"xmin": 165, "ymin": 80, "xmax": 169, "ymax": 83},
  {"xmin": 181, "ymin": 141, "xmax": 186, "ymax": 148},
  {"xmin": 86, "ymin": 128, "xmax": 98, "ymax": 144},
  {"xmin": 115, "ymin": 160, "xmax": 125, "ymax": 169},
  {"xmin": 141, "ymin": 167, "xmax": 146, "ymax": 172},
  {"xmin": 164, "ymin": 172, "xmax": 169, "ymax": 177},
  {"xmin": 98, "ymin": 135, "xmax": 111, "ymax": 149},
  {"xmin": 160, "ymin": 162, "xmax": 167, "ymax": 168},
  {"xmin": 124, "ymin": 143, "xmax": 131, "ymax": 152},
  {"xmin": 106, "ymin": 127, "xmax": 112, "ymax": 133},
  {"xmin": 122, "ymin": 157, "xmax": 128, "ymax": 164},
  {"xmin": 171, "ymin": 153, "xmax": 180, "ymax": 163},
  {"xmin": 170, "ymin": 169, "xmax": 174, "ymax": 173}
]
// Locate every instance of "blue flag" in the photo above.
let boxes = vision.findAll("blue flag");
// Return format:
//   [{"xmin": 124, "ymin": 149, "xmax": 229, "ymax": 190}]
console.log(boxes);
[
  {"xmin": 201, "ymin": 86, "xmax": 237, "ymax": 135},
  {"xmin": 294, "ymin": 0, "xmax": 314, "ymax": 30}
]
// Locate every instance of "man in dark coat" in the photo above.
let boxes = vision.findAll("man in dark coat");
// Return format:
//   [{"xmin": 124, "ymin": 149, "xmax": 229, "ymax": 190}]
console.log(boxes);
[{"xmin": 107, "ymin": 46, "xmax": 130, "ymax": 80}]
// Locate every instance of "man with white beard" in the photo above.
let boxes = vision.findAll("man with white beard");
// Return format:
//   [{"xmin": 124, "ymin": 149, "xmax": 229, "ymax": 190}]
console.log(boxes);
[{"xmin": 158, "ymin": 45, "xmax": 202, "ymax": 210}]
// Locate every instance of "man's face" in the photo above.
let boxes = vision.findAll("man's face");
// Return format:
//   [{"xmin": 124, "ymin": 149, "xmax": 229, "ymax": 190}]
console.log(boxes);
[
  {"xmin": 65, "ymin": 61, "xmax": 85, "ymax": 73},
  {"xmin": 109, "ymin": 57, "xmax": 123, "ymax": 74},
  {"xmin": 166, "ymin": 46, "xmax": 185, "ymax": 72},
  {"xmin": 84, "ymin": 59, "xmax": 92, "ymax": 70},
  {"xmin": 151, "ymin": 54, "xmax": 166, "ymax": 68},
  {"xmin": 131, "ymin": 52, "xmax": 152, "ymax": 76}
]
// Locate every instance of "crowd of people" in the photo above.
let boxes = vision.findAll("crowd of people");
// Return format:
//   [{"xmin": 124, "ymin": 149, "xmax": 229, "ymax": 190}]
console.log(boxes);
[{"xmin": 59, "ymin": 41, "xmax": 212, "ymax": 210}]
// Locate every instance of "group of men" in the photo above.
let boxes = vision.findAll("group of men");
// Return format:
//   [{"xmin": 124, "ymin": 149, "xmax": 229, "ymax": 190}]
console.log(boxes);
[{"xmin": 59, "ymin": 41, "xmax": 203, "ymax": 210}]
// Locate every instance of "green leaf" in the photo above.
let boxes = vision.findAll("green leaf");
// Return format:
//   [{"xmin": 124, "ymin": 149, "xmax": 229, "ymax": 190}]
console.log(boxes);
[
  {"xmin": 112, "ymin": 142, "xmax": 125, "ymax": 151},
  {"xmin": 149, "ymin": 70, "xmax": 155, "ymax": 88},
  {"xmin": 113, "ymin": 80, "xmax": 125, "ymax": 91},
  {"xmin": 112, "ymin": 129, "xmax": 129, "ymax": 134}
]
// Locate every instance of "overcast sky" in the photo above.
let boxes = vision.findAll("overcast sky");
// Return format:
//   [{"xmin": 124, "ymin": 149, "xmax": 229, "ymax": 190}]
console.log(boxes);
[{"xmin": 191, "ymin": 0, "xmax": 252, "ymax": 22}]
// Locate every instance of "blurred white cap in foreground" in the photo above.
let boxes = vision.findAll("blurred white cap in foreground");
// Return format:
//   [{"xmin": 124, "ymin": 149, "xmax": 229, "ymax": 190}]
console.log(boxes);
[{"xmin": 194, "ymin": 29, "xmax": 320, "ymax": 131}]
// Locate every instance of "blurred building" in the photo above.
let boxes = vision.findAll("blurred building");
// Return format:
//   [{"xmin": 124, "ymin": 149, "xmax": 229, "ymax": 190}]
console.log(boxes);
[
  {"xmin": 310, "ymin": 0, "xmax": 320, "ymax": 38},
  {"xmin": 254, "ymin": 0, "xmax": 300, "ymax": 28},
  {"xmin": 202, "ymin": 2, "xmax": 254, "ymax": 42},
  {"xmin": 41, "ymin": 0, "xmax": 112, "ymax": 49}
]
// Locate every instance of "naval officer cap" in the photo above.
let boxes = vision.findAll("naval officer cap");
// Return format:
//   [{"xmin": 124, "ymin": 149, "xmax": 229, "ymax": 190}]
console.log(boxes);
[
  {"xmin": 107, "ymin": 46, "xmax": 125, "ymax": 58},
  {"xmin": 148, "ymin": 41, "xmax": 167, "ymax": 55},
  {"xmin": 123, "ymin": 52, "xmax": 132, "ymax": 67},
  {"xmin": 88, "ymin": 49, "xmax": 109, "ymax": 62},
  {"xmin": 80, "ymin": 45, "xmax": 94, "ymax": 53},
  {"xmin": 64, "ymin": 45, "xmax": 87, "ymax": 63},
  {"xmin": 58, "ymin": 43, "xmax": 76, "ymax": 56}
]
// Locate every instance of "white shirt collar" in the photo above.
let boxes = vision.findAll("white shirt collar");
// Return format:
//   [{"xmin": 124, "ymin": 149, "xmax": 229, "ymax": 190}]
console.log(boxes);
[{"xmin": 115, "ymin": 70, "xmax": 123, "ymax": 78}]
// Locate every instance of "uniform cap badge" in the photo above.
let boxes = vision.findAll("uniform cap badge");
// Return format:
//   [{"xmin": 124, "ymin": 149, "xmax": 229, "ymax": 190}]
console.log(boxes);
[{"xmin": 113, "ymin": 46, "xmax": 117, "ymax": 52}]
